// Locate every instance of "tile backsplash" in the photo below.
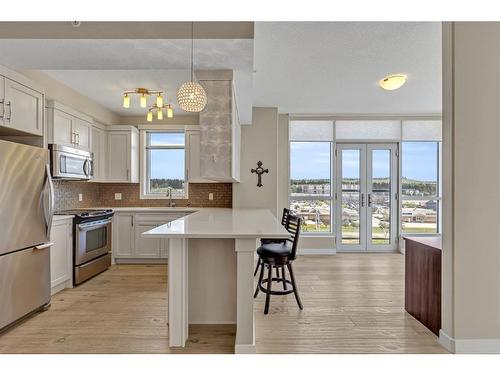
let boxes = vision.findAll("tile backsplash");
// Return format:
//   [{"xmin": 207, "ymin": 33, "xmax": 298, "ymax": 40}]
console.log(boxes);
[{"xmin": 53, "ymin": 180, "xmax": 232, "ymax": 211}]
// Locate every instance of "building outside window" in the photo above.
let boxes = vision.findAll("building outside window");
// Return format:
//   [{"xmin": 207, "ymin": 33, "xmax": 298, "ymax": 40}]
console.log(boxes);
[
  {"xmin": 143, "ymin": 131, "xmax": 186, "ymax": 199},
  {"xmin": 401, "ymin": 141, "xmax": 441, "ymax": 234},
  {"xmin": 289, "ymin": 121, "xmax": 334, "ymax": 233}
]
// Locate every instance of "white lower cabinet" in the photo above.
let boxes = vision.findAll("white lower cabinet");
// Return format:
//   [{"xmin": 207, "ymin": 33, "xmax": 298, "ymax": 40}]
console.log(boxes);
[
  {"xmin": 50, "ymin": 217, "xmax": 73, "ymax": 295},
  {"xmin": 113, "ymin": 211, "xmax": 186, "ymax": 263}
]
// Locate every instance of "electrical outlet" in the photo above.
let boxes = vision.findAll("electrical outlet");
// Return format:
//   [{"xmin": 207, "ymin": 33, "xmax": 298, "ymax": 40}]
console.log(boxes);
[
  {"xmin": 78, "ymin": 193, "xmax": 83, "ymax": 202},
  {"xmin": 208, "ymin": 193, "xmax": 214, "ymax": 201},
  {"xmin": 114, "ymin": 193, "xmax": 122, "ymax": 200}
]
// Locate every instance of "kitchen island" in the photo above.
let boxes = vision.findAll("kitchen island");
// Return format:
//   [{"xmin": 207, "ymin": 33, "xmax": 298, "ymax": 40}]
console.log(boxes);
[{"xmin": 142, "ymin": 208, "xmax": 289, "ymax": 354}]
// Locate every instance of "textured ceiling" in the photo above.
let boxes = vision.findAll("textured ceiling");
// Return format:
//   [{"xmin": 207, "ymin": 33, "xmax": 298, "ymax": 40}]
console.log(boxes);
[
  {"xmin": 0, "ymin": 23, "xmax": 442, "ymax": 121},
  {"xmin": 0, "ymin": 39, "xmax": 254, "ymax": 122},
  {"xmin": 253, "ymin": 22, "xmax": 442, "ymax": 115}
]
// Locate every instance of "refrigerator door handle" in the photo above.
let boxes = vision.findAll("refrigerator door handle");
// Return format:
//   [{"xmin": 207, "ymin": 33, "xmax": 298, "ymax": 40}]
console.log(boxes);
[
  {"xmin": 35, "ymin": 242, "xmax": 54, "ymax": 250},
  {"xmin": 42, "ymin": 164, "xmax": 55, "ymax": 238}
]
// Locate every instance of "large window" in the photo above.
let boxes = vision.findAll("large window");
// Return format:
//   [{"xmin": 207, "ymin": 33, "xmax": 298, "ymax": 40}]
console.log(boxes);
[
  {"xmin": 143, "ymin": 131, "xmax": 186, "ymax": 198},
  {"xmin": 401, "ymin": 142, "xmax": 440, "ymax": 234},
  {"xmin": 289, "ymin": 121, "xmax": 334, "ymax": 233}
]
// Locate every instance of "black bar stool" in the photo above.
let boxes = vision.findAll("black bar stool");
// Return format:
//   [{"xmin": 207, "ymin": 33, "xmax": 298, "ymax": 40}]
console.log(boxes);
[
  {"xmin": 254, "ymin": 213, "xmax": 303, "ymax": 314},
  {"xmin": 254, "ymin": 208, "xmax": 290, "ymax": 277}
]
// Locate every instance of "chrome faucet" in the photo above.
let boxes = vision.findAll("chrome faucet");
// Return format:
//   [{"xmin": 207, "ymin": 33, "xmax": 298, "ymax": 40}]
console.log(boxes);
[{"xmin": 167, "ymin": 187, "xmax": 176, "ymax": 207}]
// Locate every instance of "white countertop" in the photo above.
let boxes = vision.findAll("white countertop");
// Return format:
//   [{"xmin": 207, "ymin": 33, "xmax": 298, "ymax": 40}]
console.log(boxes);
[
  {"xmin": 141, "ymin": 208, "xmax": 290, "ymax": 239},
  {"xmin": 83, "ymin": 207, "xmax": 198, "ymax": 213}
]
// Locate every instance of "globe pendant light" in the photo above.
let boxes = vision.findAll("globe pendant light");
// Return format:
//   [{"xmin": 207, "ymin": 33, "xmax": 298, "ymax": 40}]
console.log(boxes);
[{"xmin": 177, "ymin": 22, "xmax": 207, "ymax": 113}]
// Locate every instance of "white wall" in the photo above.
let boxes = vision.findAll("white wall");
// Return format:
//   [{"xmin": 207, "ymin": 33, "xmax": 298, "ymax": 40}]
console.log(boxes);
[
  {"xmin": 440, "ymin": 22, "xmax": 500, "ymax": 353},
  {"xmin": 20, "ymin": 70, "xmax": 120, "ymax": 125},
  {"xmin": 233, "ymin": 107, "xmax": 279, "ymax": 216}
]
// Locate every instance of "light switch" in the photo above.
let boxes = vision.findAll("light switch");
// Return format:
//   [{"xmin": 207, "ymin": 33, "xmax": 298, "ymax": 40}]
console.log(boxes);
[
  {"xmin": 208, "ymin": 193, "xmax": 214, "ymax": 201},
  {"xmin": 115, "ymin": 193, "xmax": 122, "ymax": 200},
  {"xmin": 78, "ymin": 193, "xmax": 83, "ymax": 202}
]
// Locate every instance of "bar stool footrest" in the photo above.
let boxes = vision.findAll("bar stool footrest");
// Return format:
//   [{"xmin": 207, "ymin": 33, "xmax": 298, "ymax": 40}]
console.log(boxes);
[{"xmin": 259, "ymin": 277, "xmax": 294, "ymax": 296}]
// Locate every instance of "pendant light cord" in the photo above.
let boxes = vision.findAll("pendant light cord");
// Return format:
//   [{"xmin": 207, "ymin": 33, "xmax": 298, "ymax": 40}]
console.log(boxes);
[{"xmin": 191, "ymin": 22, "xmax": 194, "ymax": 82}]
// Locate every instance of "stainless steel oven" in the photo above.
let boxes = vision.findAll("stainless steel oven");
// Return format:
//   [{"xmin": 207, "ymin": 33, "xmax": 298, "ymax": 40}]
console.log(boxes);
[
  {"xmin": 49, "ymin": 144, "xmax": 93, "ymax": 180},
  {"xmin": 75, "ymin": 218, "xmax": 112, "ymax": 266},
  {"xmin": 56, "ymin": 209, "xmax": 114, "ymax": 285}
]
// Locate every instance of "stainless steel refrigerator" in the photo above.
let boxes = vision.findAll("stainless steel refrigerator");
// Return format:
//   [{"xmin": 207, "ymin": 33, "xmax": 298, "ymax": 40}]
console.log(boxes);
[{"xmin": 0, "ymin": 139, "xmax": 54, "ymax": 332}]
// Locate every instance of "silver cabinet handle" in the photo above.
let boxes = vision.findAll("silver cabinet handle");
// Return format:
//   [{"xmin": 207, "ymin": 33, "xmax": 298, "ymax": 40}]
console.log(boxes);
[
  {"xmin": 76, "ymin": 132, "xmax": 80, "ymax": 145},
  {"xmin": 4, "ymin": 101, "xmax": 11, "ymax": 121},
  {"xmin": 71, "ymin": 132, "xmax": 75, "ymax": 145},
  {"xmin": 0, "ymin": 99, "xmax": 4, "ymax": 119},
  {"xmin": 35, "ymin": 242, "xmax": 54, "ymax": 250}
]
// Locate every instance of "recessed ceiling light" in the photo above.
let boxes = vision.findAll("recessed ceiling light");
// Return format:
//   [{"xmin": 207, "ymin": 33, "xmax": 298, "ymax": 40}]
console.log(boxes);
[{"xmin": 379, "ymin": 74, "xmax": 407, "ymax": 91}]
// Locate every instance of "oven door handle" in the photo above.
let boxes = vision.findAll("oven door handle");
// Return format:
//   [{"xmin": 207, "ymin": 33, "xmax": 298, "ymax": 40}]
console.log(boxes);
[{"xmin": 78, "ymin": 219, "xmax": 112, "ymax": 231}]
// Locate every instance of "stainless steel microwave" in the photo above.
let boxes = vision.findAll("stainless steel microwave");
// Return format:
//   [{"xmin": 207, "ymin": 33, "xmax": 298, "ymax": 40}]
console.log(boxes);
[{"xmin": 49, "ymin": 144, "xmax": 93, "ymax": 180}]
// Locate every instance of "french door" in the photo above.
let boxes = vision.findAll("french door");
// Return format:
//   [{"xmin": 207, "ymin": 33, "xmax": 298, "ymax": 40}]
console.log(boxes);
[{"xmin": 335, "ymin": 143, "xmax": 398, "ymax": 251}]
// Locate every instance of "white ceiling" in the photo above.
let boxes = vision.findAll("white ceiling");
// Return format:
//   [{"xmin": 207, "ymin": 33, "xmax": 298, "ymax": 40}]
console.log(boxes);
[
  {"xmin": 0, "ymin": 39, "xmax": 254, "ymax": 122},
  {"xmin": 253, "ymin": 22, "xmax": 442, "ymax": 115},
  {"xmin": 0, "ymin": 23, "xmax": 442, "ymax": 122}
]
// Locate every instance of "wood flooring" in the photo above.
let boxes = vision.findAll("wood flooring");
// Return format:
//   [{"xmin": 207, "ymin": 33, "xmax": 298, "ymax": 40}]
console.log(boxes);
[{"xmin": 0, "ymin": 254, "xmax": 448, "ymax": 354}]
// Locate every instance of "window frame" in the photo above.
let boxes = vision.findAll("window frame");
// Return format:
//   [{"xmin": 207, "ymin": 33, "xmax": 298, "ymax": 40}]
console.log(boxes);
[
  {"xmin": 287, "ymin": 117, "xmax": 443, "ymax": 240},
  {"xmin": 400, "ymin": 140, "xmax": 442, "ymax": 236},
  {"xmin": 140, "ymin": 130, "xmax": 188, "ymax": 199},
  {"xmin": 288, "ymin": 140, "xmax": 335, "ymax": 236}
]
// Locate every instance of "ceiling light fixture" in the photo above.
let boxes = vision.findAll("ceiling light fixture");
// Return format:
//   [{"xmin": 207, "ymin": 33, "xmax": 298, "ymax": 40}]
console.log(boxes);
[
  {"xmin": 177, "ymin": 22, "xmax": 207, "ymax": 113},
  {"xmin": 146, "ymin": 103, "xmax": 174, "ymax": 122},
  {"xmin": 122, "ymin": 88, "xmax": 164, "ymax": 109},
  {"xmin": 379, "ymin": 74, "xmax": 408, "ymax": 91}
]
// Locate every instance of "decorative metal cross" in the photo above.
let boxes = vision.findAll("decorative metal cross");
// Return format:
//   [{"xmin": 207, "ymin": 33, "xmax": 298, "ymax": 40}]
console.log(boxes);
[{"xmin": 251, "ymin": 161, "xmax": 269, "ymax": 187}]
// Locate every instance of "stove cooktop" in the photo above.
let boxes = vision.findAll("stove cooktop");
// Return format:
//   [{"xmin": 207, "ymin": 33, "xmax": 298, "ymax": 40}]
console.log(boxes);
[{"xmin": 56, "ymin": 209, "xmax": 114, "ymax": 219}]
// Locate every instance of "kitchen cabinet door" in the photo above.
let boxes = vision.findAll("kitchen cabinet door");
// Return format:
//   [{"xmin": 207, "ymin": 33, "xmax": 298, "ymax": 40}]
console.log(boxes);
[
  {"xmin": 91, "ymin": 126, "xmax": 107, "ymax": 182},
  {"xmin": 186, "ymin": 130, "xmax": 213, "ymax": 183},
  {"xmin": 107, "ymin": 127, "xmax": 139, "ymax": 183},
  {"xmin": 2, "ymin": 77, "xmax": 43, "ymax": 136},
  {"xmin": 134, "ymin": 223, "xmax": 162, "ymax": 258},
  {"xmin": 50, "ymin": 220, "xmax": 73, "ymax": 294},
  {"xmin": 51, "ymin": 108, "xmax": 74, "ymax": 146},
  {"xmin": 107, "ymin": 132, "xmax": 129, "ymax": 182},
  {"xmin": 73, "ymin": 119, "xmax": 91, "ymax": 151},
  {"xmin": 113, "ymin": 214, "xmax": 135, "ymax": 258}
]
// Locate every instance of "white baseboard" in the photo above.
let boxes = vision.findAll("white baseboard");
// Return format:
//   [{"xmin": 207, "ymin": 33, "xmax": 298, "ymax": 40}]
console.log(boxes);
[
  {"xmin": 299, "ymin": 248, "xmax": 336, "ymax": 255},
  {"xmin": 439, "ymin": 329, "xmax": 500, "ymax": 353},
  {"xmin": 189, "ymin": 321, "xmax": 236, "ymax": 325},
  {"xmin": 115, "ymin": 258, "xmax": 168, "ymax": 264},
  {"xmin": 234, "ymin": 343, "xmax": 256, "ymax": 354},
  {"xmin": 439, "ymin": 329, "xmax": 455, "ymax": 352}
]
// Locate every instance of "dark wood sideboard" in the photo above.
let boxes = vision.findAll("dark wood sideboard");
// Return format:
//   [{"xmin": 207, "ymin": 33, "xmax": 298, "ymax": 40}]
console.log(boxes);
[{"xmin": 404, "ymin": 236, "xmax": 441, "ymax": 336}]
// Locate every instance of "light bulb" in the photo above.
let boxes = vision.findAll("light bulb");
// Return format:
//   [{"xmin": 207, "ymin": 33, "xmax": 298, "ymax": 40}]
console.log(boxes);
[
  {"xmin": 147, "ymin": 111, "xmax": 153, "ymax": 122},
  {"xmin": 157, "ymin": 109, "xmax": 163, "ymax": 120},
  {"xmin": 140, "ymin": 94, "xmax": 147, "ymax": 108},
  {"xmin": 123, "ymin": 94, "xmax": 130, "ymax": 108},
  {"xmin": 167, "ymin": 105, "xmax": 173, "ymax": 118},
  {"xmin": 156, "ymin": 94, "xmax": 163, "ymax": 107}
]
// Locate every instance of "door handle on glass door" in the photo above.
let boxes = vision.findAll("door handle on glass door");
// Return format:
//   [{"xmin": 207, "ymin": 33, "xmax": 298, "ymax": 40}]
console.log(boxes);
[
  {"xmin": 361, "ymin": 193, "xmax": 365, "ymax": 207},
  {"xmin": 368, "ymin": 194, "xmax": 372, "ymax": 207}
]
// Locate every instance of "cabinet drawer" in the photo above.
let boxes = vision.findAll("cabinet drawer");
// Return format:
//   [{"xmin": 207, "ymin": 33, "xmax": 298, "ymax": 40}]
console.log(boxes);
[{"xmin": 134, "ymin": 213, "xmax": 187, "ymax": 224}]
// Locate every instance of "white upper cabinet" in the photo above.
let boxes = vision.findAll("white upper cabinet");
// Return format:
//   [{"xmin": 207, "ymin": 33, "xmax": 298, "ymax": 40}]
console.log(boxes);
[
  {"xmin": 186, "ymin": 130, "xmax": 214, "ymax": 183},
  {"xmin": 198, "ymin": 71, "xmax": 241, "ymax": 182},
  {"xmin": 0, "ymin": 71, "xmax": 44, "ymax": 136},
  {"xmin": 91, "ymin": 124, "xmax": 107, "ymax": 182},
  {"xmin": 107, "ymin": 126, "xmax": 139, "ymax": 183},
  {"xmin": 46, "ymin": 100, "xmax": 93, "ymax": 151}
]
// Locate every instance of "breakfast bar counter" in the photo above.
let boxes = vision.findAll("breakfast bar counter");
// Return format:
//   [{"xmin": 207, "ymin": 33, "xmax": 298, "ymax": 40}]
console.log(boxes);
[{"xmin": 142, "ymin": 208, "xmax": 289, "ymax": 353}]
